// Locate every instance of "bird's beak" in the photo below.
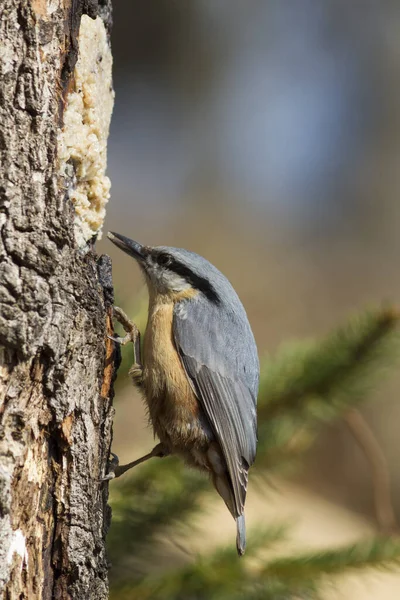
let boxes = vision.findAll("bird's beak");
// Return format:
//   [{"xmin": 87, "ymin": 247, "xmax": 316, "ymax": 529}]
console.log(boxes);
[{"xmin": 107, "ymin": 232, "xmax": 145, "ymax": 261}]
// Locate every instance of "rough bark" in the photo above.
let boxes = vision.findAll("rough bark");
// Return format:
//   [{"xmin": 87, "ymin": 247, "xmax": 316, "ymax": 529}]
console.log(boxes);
[{"xmin": 0, "ymin": 1, "xmax": 116, "ymax": 598}]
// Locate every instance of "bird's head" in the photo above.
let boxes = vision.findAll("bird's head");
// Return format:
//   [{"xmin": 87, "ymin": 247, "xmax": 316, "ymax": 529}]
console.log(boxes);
[{"xmin": 108, "ymin": 231, "xmax": 220, "ymax": 303}]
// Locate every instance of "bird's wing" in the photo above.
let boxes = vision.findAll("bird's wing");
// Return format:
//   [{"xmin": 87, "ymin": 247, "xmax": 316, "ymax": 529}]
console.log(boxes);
[{"xmin": 173, "ymin": 295, "xmax": 258, "ymax": 517}]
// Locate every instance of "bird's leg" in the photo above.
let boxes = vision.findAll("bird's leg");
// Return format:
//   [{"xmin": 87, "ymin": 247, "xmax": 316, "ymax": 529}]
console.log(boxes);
[
  {"xmin": 109, "ymin": 306, "xmax": 143, "ymax": 387},
  {"xmin": 101, "ymin": 443, "xmax": 169, "ymax": 481}
]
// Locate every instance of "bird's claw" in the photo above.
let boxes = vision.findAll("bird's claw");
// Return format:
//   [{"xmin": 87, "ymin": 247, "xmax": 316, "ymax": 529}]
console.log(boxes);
[
  {"xmin": 100, "ymin": 452, "xmax": 119, "ymax": 482},
  {"xmin": 107, "ymin": 333, "xmax": 131, "ymax": 346},
  {"xmin": 110, "ymin": 306, "xmax": 140, "ymax": 346},
  {"xmin": 99, "ymin": 445, "xmax": 168, "ymax": 483}
]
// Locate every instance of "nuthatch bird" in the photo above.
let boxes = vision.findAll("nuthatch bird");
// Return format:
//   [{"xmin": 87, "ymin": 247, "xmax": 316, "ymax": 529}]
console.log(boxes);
[{"xmin": 106, "ymin": 231, "xmax": 259, "ymax": 555}]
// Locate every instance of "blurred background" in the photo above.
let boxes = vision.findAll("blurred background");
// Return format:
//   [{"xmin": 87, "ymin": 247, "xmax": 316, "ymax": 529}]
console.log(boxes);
[{"xmin": 97, "ymin": 2, "xmax": 400, "ymax": 597}]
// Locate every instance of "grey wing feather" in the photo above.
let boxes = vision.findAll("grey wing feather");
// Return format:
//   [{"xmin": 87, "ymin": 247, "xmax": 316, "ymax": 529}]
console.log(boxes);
[{"xmin": 173, "ymin": 294, "xmax": 259, "ymax": 517}]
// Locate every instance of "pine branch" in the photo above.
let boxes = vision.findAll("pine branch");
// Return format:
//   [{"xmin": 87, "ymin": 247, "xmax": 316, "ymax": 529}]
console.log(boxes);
[
  {"xmin": 110, "ymin": 525, "xmax": 290, "ymax": 600},
  {"xmin": 111, "ymin": 536, "xmax": 400, "ymax": 600},
  {"xmin": 258, "ymin": 307, "xmax": 400, "ymax": 421},
  {"xmin": 114, "ymin": 579, "xmax": 318, "ymax": 600},
  {"xmin": 255, "ymin": 308, "xmax": 400, "ymax": 466},
  {"xmin": 256, "ymin": 415, "xmax": 315, "ymax": 470},
  {"xmin": 263, "ymin": 537, "xmax": 400, "ymax": 581},
  {"xmin": 107, "ymin": 457, "xmax": 209, "ymax": 581}
]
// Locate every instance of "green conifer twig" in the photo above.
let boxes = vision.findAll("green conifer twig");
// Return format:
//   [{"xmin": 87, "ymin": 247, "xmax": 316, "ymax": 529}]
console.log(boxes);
[
  {"xmin": 259, "ymin": 307, "xmax": 400, "ymax": 419},
  {"xmin": 263, "ymin": 537, "xmax": 400, "ymax": 580}
]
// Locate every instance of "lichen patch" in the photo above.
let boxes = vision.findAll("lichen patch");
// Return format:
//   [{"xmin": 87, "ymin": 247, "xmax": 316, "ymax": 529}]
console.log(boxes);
[{"xmin": 58, "ymin": 15, "xmax": 114, "ymax": 247}]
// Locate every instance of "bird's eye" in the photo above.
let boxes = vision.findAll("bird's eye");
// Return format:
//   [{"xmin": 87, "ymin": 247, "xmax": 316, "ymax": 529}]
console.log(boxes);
[{"xmin": 157, "ymin": 254, "xmax": 171, "ymax": 267}]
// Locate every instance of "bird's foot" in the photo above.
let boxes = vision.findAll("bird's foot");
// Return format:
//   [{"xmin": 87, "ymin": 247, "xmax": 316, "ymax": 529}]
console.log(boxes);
[
  {"xmin": 128, "ymin": 363, "xmax": 143, "ymax": 387},
  {"xmin": 108, "ymin": 306, "xmax": 140, "ymax": 346},
  {"xmin": 101, "ymin": 452, "xmax": 120, "ymax": 481},
  {"xmin": 109, "ymin": 307, "xmax": 142, "ymax": 382},
  {"xmin": 100, "ymin": 444, "xmax": 169, "ymax": 482}
]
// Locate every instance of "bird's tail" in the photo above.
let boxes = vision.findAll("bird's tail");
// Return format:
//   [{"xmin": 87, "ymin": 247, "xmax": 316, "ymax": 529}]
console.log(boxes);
[{"xmin": 236, "ymin": 514, "xmax": 246, "ymax": 556}]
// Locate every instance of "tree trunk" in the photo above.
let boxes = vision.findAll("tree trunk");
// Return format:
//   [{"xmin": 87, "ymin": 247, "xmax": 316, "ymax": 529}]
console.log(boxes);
[{"xmin": 0, "ymin": 1, "xmax": 116, "ymax": 598}]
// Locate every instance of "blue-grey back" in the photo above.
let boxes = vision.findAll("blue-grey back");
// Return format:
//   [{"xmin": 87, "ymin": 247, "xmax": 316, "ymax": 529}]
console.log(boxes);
[{"xmin": 156, "ymin": 246, "xmax": 260, "ymax": 401}]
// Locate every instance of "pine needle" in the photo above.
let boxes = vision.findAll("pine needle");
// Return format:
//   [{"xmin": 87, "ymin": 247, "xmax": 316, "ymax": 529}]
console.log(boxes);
[
  {"xmin": 108, "ymin": 457, "xmax": 209, "ymax": 581},
  {"xmin": 259, "ymin": 307, "xmax": 400, "ymax": 421},
  {"xmin": 110, "ymin": 524, "xmax": 290, "ymax": 600},
  {"xmin": 263, "ymin": 537, "xmax": 400, "ymax": 581}
]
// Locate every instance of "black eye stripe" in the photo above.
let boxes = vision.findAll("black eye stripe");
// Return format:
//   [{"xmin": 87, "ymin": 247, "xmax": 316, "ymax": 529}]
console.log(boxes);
[{"xmin": 154, "ymin": 252, "xmax": 220, "ymax": 304}]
